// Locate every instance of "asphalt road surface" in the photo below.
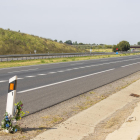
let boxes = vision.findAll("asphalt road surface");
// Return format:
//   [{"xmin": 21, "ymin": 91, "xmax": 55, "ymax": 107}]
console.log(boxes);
[{"xmin": 0, "ymin": 55, "xmax": 140, "ymax": 120}]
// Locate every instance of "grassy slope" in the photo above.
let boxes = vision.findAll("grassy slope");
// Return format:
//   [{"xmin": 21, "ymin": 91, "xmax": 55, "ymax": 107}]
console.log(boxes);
[{"xmin": 0, "ymin": 28, "xmax": 86, "ymax": 55}]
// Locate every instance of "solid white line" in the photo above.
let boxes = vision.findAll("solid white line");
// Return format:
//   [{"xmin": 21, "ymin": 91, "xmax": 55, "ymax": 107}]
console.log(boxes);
[
  {"xmin": 18, "ymin": 68, "xmax": 115, "ymax": 93},
  {"xmin": 8, "ymin": 68, "xmax": 38, "ymax": 73},
  {"xmin": 121, "ymin": 62, "xmax": 140, "ymax": 67},
  {"xmin": 0, "ymin": 80, "xmax": 7, "ymax": 83},
  {"xmin": 26, "ymin": 76, "xmax": 36, "ymax": 78}
]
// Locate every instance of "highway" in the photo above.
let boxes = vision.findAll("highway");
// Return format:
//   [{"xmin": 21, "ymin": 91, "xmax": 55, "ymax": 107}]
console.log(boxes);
[{"xmin": 0, "ymin": 55, "xmax": 140, "ymax": 120}]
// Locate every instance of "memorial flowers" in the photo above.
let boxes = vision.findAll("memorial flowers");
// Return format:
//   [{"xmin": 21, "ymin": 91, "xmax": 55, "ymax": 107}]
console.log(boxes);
[{"xmin": 1, "ymin": 101, "xmax": 27, "ymax": 133}]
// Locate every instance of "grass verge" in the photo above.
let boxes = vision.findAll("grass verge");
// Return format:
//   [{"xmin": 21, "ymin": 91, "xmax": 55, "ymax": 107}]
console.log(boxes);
[{"xmin": 0, "ymin": 53, "xmax": 140, "ymax": 69}]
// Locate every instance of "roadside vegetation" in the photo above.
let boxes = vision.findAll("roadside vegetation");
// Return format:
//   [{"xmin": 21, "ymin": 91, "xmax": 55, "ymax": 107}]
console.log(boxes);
[
  {"xmin": 86, "ymin": 49, "xmax": 112, "ymax": 52},
  {"xmin": 112, "ymin": 41, "xmax": 130, "ymax": 52},
  {"xmin": 0, "ymin": 52, "xmax": 139, "ymax": 69},
  {"xmin": 0, "ymin": 28, "xmax": 87, "ymax": 55}
]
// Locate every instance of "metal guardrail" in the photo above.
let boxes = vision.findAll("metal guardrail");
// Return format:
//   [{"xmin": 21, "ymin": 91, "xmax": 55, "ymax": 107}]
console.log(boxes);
[{"xmin": 0, "ymin": 51, "xmax": 139, "ymax": 62}]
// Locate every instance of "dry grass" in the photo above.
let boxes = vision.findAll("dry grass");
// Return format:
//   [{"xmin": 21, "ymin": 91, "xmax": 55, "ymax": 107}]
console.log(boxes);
[
  {"xmin": 105, "ymin": 117, "xmax": 120, "ymax": 129},
  {"xmin": 87, "ymin": 49, "xmax": 112, "ymax": 52},
  {"xmin": 42, "ymin": 115, "xmax": 64, "ymax": 126}
]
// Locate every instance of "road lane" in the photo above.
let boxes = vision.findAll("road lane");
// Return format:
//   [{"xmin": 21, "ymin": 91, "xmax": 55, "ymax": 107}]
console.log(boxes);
[{"xmin": 0, "ymin": 55, "xmax": 140, "ymax": 120}]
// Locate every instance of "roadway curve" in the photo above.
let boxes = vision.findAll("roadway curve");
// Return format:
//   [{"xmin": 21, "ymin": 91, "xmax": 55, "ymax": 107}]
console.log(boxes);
[{"xmin": 0, "ymin": 55, "xmax": 140, "ymax": 120}]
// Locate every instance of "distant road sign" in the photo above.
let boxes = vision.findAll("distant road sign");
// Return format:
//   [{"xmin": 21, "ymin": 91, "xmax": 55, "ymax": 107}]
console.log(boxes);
[{"xmin": 116, "ymin": 48, "xmax": 118, "ymax": 50}]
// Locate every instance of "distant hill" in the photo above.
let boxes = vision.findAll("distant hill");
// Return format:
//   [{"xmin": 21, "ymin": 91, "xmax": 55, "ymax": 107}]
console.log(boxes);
[{"xmin": 0, "ymin": 28, "xmax": 86, "ymax": 55}]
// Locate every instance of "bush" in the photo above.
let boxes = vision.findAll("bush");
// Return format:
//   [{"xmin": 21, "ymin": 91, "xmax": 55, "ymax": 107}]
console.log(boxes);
[{"xmin": 117, "ymin": 41, "xmax": 130, "ymax": 51}]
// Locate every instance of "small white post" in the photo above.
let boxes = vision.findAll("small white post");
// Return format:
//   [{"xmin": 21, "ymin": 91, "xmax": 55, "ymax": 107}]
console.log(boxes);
[{"xmin": 6, "ymin": 76, "xmax": 17, "ymax": 116}]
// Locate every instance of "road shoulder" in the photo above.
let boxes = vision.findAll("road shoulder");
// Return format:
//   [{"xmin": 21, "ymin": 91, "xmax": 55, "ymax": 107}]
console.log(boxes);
[{"xmin": 32, "ymin": 73, "xmax": 140, "ymax": 140}]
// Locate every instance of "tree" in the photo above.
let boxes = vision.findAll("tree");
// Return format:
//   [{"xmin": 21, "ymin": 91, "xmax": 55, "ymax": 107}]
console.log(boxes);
[
  {"xmin": 54, "ymin": 39, "xmax": 57, "ymax": 42},
  {"xmin": 59, "ymin": 40, "xmax": 63, "ymax": 43},
  {"xmin": 79, "ymin": 43, "xmax": 84, "ymax": 45},
  {"xmin": 137, "ymin": 42, "xmax": 140, "ymax": 45},
  {"xmin": 73, "ymin": 41, "xmax": 78, "ymax": 45},
  {"xmin": 116, "ymin": 41, "xmax": 130, "ymax": 51},
  {"xmin": 112, "ymin": 45, "xmax": 119, "ymax": 52},
  {"xmin": 64, "ymin": 40, "xmax": 72, "ymax": 45}
]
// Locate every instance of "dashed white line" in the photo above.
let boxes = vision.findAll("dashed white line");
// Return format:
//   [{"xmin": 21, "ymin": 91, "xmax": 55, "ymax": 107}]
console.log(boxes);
[
  {"xmin": 26, "ymin": 76, "xmax": 36, "ymax": 78},
  {"xmin": 121, "ymin": 62, "xmax": 140, "ymax": 67},
  {"xmin": 101, "ymin": 60, "xmax": 109, "ymax": 61},
  {"xmin": 73, "ymin": 68, "xmax": 79, "ymax": 70},
  {"xmin": 71, "ymin": 63, "xmax": 83, "ymax": 65},
  {"xmin": 58, "ymin": 71, "xmax": 64, "ymax": 72},
  {"xmin": 18, "ymin": 68, "xmax": 115, "ymax": 93},
  {"xmin": 0, "ymin": 80, "xmax": 7, "ymax": 83},
  {"xmin": 17, "ymin": 78, "xmax": 24, "ymax": 80},
  {"xmin": 38, "ymin": 74, "xmax": 47, "ymax": 75},
  {"xmin": 48, "ymin": 72, "xmax": 57, "ymax": 74},
  {"xmin": 65, "ymin": 69, "xmax": 72, "ymax": 71},
  {"xmin": 8, "ymin": 68, "xmax": 38, "ymax": 73}
]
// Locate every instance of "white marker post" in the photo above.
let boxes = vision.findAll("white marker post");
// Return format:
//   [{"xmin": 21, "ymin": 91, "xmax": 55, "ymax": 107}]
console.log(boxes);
[
  {"xmin": 90, "ymin": 49, "xmax": 92, "ymax": 54},
  {"xmin": 6, "ymin": 76, "xmax": 17, "ymax": 116}
]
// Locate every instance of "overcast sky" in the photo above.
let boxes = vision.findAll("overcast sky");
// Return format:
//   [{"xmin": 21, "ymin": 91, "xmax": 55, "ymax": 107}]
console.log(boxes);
[{"xmin": 0, "ymin": 0, "xmax": 140, "ymax": 45}]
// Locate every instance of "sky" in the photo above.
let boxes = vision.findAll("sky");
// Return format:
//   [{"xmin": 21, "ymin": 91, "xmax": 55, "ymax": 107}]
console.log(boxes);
[{"xmin": 0, "ymin": 0, "xmax": 140, "ymax": 45}]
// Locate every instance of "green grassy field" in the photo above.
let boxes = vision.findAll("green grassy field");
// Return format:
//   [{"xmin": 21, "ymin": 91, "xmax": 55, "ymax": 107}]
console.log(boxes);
[
  {"xmin": 0, "ymin": 52, "xmax": 139, "ymax": 69},
  {"xmin": 0, "ymin": 28, "xmax": 87, "ymax": 55}
]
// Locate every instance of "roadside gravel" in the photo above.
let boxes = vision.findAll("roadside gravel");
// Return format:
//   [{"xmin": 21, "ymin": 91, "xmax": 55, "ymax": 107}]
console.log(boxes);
[{"xmin": 1, "ymin": 71, "xmax": 140, "ymax": 140}]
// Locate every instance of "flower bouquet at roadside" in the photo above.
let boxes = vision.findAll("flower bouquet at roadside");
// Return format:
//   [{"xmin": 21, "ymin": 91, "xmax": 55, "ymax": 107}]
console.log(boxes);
[{"xmin": 1, "ymin": 101, "xmax": 28, "ymax": 133}]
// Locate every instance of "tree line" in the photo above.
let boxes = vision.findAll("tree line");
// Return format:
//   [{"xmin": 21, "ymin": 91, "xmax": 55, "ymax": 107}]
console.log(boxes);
[{"xmin": 56, "ymin": 39, "xmax": 131, "ymax": 52}]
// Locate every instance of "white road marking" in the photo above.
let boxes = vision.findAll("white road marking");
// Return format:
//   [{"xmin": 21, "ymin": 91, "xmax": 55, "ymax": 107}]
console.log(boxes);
[
  {"xmin": 48, "ymin": 72, "xmax": 57, "ymax": 74},
  {"xmin": 65, "ymin": 69, "xmax": 72, "ymax": 71},
  {"xmin": 18, "ymin": 68, "xmax": 115, "ymax": 93},
  {"xmin": 101, "ymin": 60, "xmax": 109, "ymax": 61},
  {"xmin": 17, "ymin": 78, "xmax": 24, "ymax": 80},
  {"xmin": 0, "ymin": 55, "xmax": 139, "ymax": 72},
  {"xmin": 121, "ymin": 62, "xmax": 140, "ymax": 67},
  {"xmin": 73, "ymin": 68, "xmax": 79, "ymax": 70},
  {"xmin": 8, "ymin": 68, "xmax": 38, "ymax": 73},
  {"xmin": 38, "ymin": 74, "xmax": 47, "ymax": 75},
  {"xmin": 71, "ymin": 63, "xmax": 83, "ymax": 65},
  {"xmin": 0, "ymin": 80, "xmax": 7, "ymax": 83},
  {"xmin": 58, "ymin": 71, "xmax": 64, "ymax": 72},
  {"xmin": 26, "ymin": 76, "xmax": 36, "ymax": 78}
]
